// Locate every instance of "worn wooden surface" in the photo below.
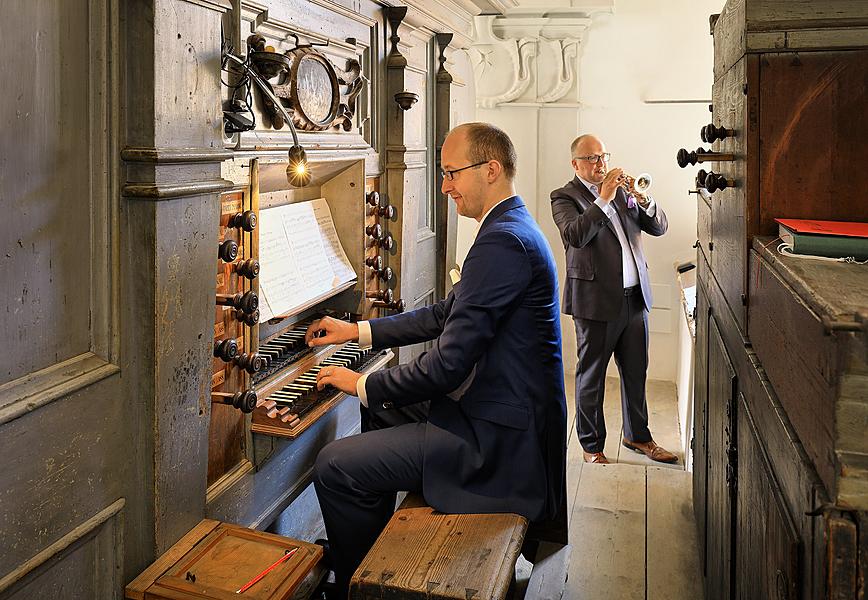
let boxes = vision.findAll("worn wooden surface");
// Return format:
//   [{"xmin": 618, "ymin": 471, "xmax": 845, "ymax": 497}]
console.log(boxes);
[
  {"xmin": 126, "ymin": 521, "xmax": 321, "ymax": 600},
  {"xmin": 705, "ymin": 318, "xmax": 735, "ymax": 600},
  {"xmin": 751, "ymin": 240, "xmax": 868, "ymax": 510},
  {"xmin": 736, "ymin": 393, "xmax": 801, "ymax": 600},
  {"xmin": 710, "ymin": 55, "xmax": 748, "ymax": 332},
  {"xmin": 713, "ymin": 0, "xmax": 868, "ymax": 80},
  {"xmin": 757, "ymin": 50, "xmax": 868, "ymax": 232},
  {"xmin": 350, "ymin": 506, "xmax": 527, "ymax": 600},
  {"xmin": 748, "ymin": 249, "xmax": 838, "ymax": 493},
  {"xmin": 646, "ymin": 468, "xmax": 704, "ymax": 600},
  {"xmin": 568, "ymin": 465, "xmax": 645, "ymax": 600}
]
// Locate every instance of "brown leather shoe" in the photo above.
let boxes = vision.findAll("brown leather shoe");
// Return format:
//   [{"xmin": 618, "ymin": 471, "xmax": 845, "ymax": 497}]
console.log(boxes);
[
  {"xmin": 582, "ymin": 451, "xmax": 609, "ymax": 464},
  {"xmin": 622, "ymin": 438, "xmax": 678, "ymax": 463}
]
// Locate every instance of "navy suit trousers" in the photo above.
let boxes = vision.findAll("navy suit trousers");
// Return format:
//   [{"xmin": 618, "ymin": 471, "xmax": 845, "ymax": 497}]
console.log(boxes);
[{"xmin": 314, "ymin": 422, "xmax": 425, "ymax": 594}]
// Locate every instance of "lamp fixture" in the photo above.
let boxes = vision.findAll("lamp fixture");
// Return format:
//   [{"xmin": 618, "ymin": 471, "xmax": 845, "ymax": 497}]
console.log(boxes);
[{"xmin": 222, "ymin": 46, "xmax": 311, "ymax": 187}]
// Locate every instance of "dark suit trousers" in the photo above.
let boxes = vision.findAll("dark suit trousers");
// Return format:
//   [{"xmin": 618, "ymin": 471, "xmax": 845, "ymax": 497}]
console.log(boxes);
[
  {"xmin": 314, "ymin": 422, "xmax": 425, "ymax": 595},
  {"xmin": 573, "ymin": 289, "xmax": 652, "ymax": 453}
]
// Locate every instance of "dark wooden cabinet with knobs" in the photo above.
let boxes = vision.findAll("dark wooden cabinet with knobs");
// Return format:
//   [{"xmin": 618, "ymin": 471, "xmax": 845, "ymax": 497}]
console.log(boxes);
[{"xmin": 690, "ymin": 3, "xmax": 868, "ymax": 600}]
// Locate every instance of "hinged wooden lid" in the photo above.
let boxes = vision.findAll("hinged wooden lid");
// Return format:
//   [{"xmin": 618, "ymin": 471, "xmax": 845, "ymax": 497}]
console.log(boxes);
[{"xmin": 126, "ymin": 520, "xmax": 322, "ymax": 600}]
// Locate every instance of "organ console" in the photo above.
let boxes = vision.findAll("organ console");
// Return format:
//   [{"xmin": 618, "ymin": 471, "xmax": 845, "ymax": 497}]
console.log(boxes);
[{"xmin": 206, "ymin": 156, "xmax": 404, "ymax": 487}]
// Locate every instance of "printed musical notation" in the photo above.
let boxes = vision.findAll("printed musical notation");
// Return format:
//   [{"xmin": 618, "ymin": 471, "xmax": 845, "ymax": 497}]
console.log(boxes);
[{"xmin": 258, "ymin": 198, "xmax": 357, "ymax": 321}]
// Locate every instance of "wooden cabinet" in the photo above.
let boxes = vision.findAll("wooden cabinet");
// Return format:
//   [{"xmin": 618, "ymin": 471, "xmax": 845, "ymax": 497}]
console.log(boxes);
[{"xmin": 692, "ymin": 2, "xmax": 868, "ymax": 598}]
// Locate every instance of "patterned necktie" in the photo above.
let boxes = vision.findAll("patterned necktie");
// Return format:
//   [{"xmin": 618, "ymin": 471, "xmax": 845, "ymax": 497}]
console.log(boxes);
[{"xmin": 590, "ymin": 184, "xmax": 599, "ymax": 196}]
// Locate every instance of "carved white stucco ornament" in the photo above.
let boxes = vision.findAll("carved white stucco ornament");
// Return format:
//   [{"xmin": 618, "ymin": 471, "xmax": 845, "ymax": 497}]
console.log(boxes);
[{"xmin": 470, "ymin": 2, "xmax": 611, "ymax": 107}]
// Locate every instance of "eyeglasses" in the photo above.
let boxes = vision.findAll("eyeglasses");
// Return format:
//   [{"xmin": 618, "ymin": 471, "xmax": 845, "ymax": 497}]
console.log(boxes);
[
  {"xmin": 440, "ymin": 161, "xmax": 489, "ymax": 181},
  {"xmin": 573, "ymin": 153, "xmax": 611, "ymax": 164}
]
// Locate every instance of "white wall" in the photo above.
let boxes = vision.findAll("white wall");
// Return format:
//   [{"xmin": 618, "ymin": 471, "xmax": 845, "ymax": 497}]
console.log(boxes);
[{"xmin": 457, "ymin": 0, "xmax": 724, "ymax": 382}]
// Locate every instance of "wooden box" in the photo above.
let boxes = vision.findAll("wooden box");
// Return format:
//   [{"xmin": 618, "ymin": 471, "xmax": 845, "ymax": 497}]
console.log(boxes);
[
  {"xmin": 748, "ymin": 238, "xmax": 868, "ymax": 509},
  {"xmin": 126, "ymin": 520, "xmax": 322, "ymax": 600}
]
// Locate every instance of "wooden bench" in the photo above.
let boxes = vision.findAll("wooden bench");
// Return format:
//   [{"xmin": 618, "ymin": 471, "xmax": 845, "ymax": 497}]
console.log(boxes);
[{"xmin": 349, "ymin": 495, "xmax": 570, "ymax": 600}]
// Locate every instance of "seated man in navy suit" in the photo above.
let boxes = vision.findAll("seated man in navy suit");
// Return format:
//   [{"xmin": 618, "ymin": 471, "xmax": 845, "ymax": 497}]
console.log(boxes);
[{"xmin": 305, "ymin": 122, "xmax": 567, "ymax": 596}]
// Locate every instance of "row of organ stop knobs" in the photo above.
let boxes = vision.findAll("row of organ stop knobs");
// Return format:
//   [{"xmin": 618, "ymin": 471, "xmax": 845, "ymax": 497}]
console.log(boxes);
[
  {"xmin": 213, "ymin": 209, "xmax": 265, "ymax": 412},
  {"xmin": 364, "ymin": 191, "xmax": 405, "ymax": 313},
  {"xmin": 677, "ymin": 123, "xmax": 737, "ymax": 193}
]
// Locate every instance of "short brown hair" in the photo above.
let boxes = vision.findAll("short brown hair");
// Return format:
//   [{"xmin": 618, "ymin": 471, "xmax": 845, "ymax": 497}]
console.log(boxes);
[{"xmin": 455, "ymin": 122, "xmax": 517, "ymax": 180}]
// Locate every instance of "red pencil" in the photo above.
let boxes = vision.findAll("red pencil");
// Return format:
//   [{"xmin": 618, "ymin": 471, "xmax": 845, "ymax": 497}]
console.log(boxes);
[{"xmin": 236, "ymin": 547, "xmax": 299, "ymax": 594}]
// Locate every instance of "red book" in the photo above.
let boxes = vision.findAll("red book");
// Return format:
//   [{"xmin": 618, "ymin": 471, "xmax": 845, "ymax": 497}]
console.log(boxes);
[{"xmin": 774, "ymin": 218, "xmax": 868, "ymax": 239}]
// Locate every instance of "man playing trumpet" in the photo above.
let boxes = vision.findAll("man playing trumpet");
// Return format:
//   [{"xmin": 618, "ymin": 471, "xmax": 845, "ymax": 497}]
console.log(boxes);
[{"xmin": 550, "ymin": 134, "xmax": 677, "ymax": 464}]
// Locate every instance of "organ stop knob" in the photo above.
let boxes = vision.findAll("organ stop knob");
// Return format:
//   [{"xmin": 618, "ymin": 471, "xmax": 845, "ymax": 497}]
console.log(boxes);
[
  {"xmin": 227, "ymin": 210, "xmax": 257, "ymax": 232},
  {"xmin": 218, "ymin": 239, "xmax": 238, "ymax": 262},
  {"xmin": 212, "ymin": 390, "xmax": 258, "ymax": 413},
  {"xmin": 216, "ymin": 291, "xmax": 259, "ymax": 314},
  {"xmin": 214, "ymin": 338, "xmax": 238, "ymax": 362}
]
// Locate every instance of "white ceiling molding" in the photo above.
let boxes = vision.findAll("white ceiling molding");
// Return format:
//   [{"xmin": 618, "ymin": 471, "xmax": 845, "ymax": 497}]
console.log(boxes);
[{"xmin": 470, "ymin": 3, "xmax": 607, "ymax": 107}]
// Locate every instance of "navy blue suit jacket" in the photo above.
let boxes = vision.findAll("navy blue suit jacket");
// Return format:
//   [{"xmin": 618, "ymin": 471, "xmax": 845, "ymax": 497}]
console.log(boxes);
[{"xmin": 366, "ymin": 197, "xmax": 567, "ymax": 524}]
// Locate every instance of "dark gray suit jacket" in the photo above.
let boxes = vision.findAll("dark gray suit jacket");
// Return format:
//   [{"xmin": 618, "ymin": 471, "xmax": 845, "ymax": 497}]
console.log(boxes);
[{"xmin": 550, "ymin": 176, "xmax": 667, "ymax": 322}]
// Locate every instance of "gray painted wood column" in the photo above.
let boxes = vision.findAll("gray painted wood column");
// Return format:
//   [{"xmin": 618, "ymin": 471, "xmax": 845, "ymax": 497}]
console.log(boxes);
[{"xmin": 121, "ymin": 0, "xmax": 233, "ymax": 555}]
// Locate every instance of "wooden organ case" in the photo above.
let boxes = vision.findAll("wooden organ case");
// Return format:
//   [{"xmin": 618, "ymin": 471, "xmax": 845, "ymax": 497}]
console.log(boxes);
[
  {"xmin": 202, "ymin": 0, "xmax": 463, "ymax": 561},
  {"xmin": 683, "ymin": 2, "xmax": 868, "ymax": 599}
]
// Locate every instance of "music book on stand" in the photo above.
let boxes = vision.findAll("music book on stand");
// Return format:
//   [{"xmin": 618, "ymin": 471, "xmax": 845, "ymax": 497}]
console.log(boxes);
[{"xmin": 775, "ymin": 218, "xmax": 868, "ymax": 261}]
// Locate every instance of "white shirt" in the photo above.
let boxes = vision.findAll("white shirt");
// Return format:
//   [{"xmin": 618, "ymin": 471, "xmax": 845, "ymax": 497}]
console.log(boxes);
[
  {"xmin": 576, "ymin": 176, "xmax": 656, "ymax": 289},
  {"xmin": 354, "ymin": 195, "xmax": 515, "ymax": 406}
]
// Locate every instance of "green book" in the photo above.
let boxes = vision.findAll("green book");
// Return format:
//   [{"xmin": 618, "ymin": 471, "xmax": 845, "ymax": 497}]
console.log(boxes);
[{"xmin": 778, "ymin": 224, "xmax": 868, "ymax": 260}]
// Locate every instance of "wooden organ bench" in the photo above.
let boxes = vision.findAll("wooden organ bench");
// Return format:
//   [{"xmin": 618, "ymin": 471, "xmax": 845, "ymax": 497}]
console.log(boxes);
[{"xmin": 349, "ymin": 494, "xmax": 571, "ymax": 600}]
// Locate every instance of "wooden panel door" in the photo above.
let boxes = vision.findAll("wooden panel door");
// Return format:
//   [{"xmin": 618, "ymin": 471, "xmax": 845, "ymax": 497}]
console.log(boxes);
[
  {"xmin": 0, "ymin": 0, "xmax": 130, "ymax": 595},
  {"xmin": 706, "ymin": 317, "xmax": 737, "ymax": 600},
  {"xmin": 736, "ymin": 392, "xmax": 801, "ymax": 600}
]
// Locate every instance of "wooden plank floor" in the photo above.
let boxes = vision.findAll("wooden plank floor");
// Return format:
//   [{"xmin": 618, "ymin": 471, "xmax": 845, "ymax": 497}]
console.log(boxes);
[{"xmin": 561, "ymin": 376, "xmax": 703, "ymax": 600}]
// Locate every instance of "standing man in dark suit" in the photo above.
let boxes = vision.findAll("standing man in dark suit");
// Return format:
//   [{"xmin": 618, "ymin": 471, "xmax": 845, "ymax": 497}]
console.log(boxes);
[
  {"xmin": 306, "ymin": 122, "xmax": 567, "ymax": 596},
  {"xmin": 550, "ymin": 134, "xmax": 677, "ymax": 465}
]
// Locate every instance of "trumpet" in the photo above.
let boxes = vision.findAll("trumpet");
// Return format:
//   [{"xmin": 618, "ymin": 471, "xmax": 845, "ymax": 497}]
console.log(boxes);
[{"xmin": 619, "ymin": 172, "xmax": 652, "ymax": 195}]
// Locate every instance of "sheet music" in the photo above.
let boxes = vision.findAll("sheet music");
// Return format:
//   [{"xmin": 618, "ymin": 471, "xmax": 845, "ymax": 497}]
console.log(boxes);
[{"xmin": 258, "ymin": 199, "xmax": 357, "ymax": 321}]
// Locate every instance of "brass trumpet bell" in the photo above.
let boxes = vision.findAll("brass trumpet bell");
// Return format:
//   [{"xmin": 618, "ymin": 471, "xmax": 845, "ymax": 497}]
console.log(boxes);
[{"xmin": 621, "ymin": 172, "xmax": 652, "ymax": 195}]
